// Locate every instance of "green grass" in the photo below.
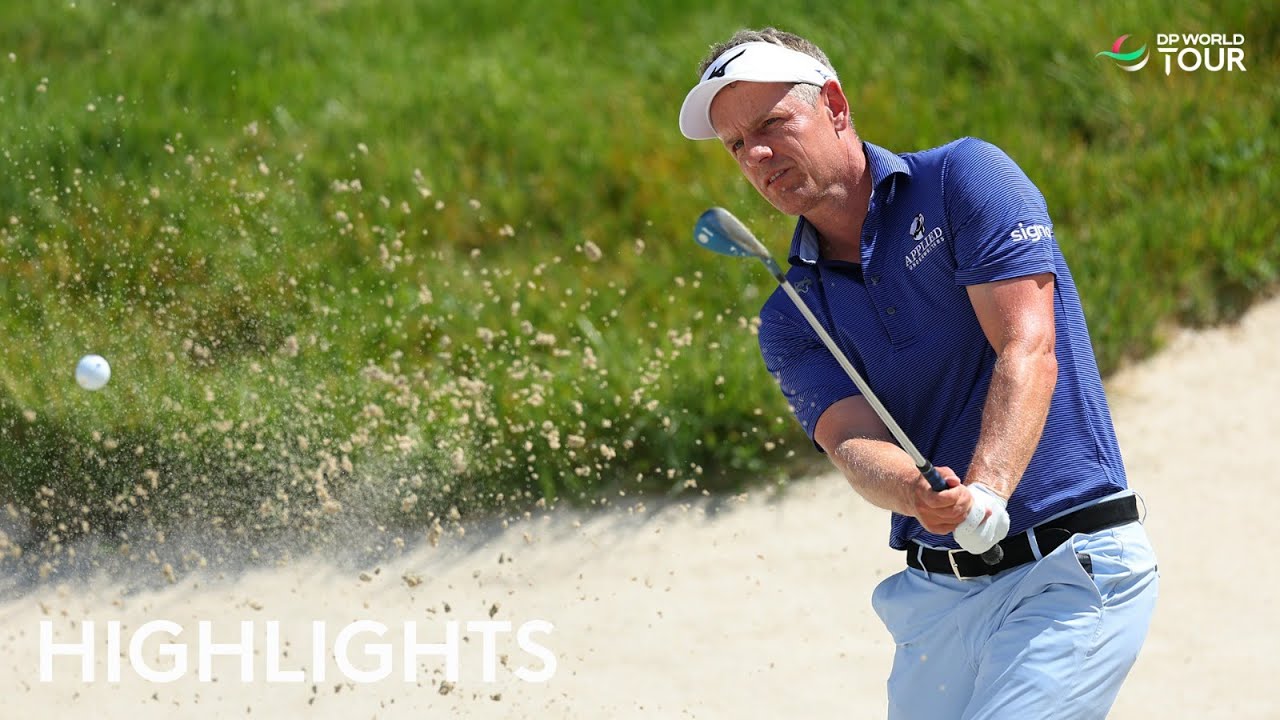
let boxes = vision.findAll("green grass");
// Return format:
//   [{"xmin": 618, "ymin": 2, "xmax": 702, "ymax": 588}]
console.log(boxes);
[{"xmin": 0, "ymin": 0, "xmax": 1275, "ymax": 562}]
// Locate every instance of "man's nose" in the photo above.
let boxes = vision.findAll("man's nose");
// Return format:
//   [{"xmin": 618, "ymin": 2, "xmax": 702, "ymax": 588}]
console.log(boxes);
[{"xmin": 744, "ymin": 141, "xmax": 773, "ymax": 166}]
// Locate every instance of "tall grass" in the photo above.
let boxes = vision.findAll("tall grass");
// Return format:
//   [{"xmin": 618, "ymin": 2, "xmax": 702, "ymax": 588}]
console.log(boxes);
[{"xmin": 0, "ymin": 0, "xmax": 1275, "ymax": 567}]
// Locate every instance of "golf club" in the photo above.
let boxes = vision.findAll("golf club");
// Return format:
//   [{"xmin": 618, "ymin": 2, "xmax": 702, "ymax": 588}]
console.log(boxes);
[{"xmin": 694, "ymin": 207, "xmax": 1004, "ymax": 565}]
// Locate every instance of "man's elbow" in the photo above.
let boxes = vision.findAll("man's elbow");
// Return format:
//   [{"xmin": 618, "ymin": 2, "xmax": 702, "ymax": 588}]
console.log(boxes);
[
  {"xmin": 1033, "ymin": 340, "xmax": 1058, "ymax": 392},
  {"xmin": 1000, "ymin": 335, "xmax": 1057, "ymax": 388}
]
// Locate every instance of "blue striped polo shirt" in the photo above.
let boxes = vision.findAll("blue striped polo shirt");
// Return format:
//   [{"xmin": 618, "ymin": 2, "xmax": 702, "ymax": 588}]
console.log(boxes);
[{"xmin": 757, "ymin": 138, "xmax": 1127, "ymax": 550}]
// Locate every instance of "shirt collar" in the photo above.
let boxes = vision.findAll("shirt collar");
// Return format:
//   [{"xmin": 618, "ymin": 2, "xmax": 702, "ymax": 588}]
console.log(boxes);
[
  {"xmin": 787, "ymin": 141, "xmax": 911, "ymax": 265},
  {"xmin": 864, "ymin": 141, "xmax": 910, "ymax": 191}
]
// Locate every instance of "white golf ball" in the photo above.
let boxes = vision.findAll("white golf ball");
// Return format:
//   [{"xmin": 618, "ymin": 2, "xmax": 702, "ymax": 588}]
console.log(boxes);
[{"xmin": 75, "ymin": 354, "xmax": 111, "ymax": 391}]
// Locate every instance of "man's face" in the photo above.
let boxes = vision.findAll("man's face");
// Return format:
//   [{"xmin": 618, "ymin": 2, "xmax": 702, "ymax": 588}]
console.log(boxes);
[{"xmin": 709, "ymin": 80, "xmax": 844, "ymax": 217}]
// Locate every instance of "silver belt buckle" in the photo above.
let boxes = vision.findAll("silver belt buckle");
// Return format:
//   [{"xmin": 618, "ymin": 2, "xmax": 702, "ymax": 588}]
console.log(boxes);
[{"xmin": 947, "ymin": 549, "xmax": 970, "ymax": 580}]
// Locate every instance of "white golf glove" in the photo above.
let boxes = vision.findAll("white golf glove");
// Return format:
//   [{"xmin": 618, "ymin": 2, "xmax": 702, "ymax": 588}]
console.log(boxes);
[{"xmin": 954, "ymin": 484, "xmax": 1010, "ymax": 555}]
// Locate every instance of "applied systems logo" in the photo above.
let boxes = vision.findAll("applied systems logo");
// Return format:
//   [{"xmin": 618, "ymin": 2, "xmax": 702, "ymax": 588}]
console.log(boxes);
[{"xmin": 1097, "ymin": 33, "xmax": 1247, "ymax": 75}]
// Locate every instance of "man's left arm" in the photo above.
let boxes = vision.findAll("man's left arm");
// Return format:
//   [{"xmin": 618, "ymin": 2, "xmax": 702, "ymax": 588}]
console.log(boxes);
[{"xmin": 964, "ymin": 272, "xmax": 1058, "ymax": 500}]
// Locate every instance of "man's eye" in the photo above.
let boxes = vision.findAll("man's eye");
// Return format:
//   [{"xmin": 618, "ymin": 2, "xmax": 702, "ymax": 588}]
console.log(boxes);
[{"xmin": 731, "ymin": 140, "xmax": 744, "ymax": 152}]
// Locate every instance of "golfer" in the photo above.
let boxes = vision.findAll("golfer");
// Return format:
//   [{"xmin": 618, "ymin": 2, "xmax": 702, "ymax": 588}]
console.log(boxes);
[{"xmin": 679, "ymin": 27, "xmax": 1158, "ymax": 719}]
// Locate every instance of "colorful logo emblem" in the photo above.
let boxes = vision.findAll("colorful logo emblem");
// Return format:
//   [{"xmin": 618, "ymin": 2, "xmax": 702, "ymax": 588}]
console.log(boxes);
[{"xmin": 1096, "ymin": 35, "xmax": 1149, "ymax": 71}]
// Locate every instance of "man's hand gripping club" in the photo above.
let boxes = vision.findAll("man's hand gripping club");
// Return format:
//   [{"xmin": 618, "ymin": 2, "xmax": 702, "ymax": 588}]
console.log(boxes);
[{"xmin": 911, "ymin": 467, "xmax": 1011, "ymax": 556}]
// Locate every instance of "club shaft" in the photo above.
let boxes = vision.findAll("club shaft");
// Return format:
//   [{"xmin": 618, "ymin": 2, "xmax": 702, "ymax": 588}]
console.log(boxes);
[{"xmin": 697, "ymin": 208, "xmax": 997, "ymax": 559}]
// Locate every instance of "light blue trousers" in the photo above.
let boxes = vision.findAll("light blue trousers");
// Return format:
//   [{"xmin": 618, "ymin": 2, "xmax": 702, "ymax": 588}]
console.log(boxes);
[{"xmin": 872, "ymin": 520, "xmax": 1159, "ymax": 720}]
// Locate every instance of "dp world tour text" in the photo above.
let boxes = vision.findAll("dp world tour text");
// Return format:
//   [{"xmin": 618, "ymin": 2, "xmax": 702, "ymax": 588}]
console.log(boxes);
[{"xmin": 1156, "ymin": 33, "xmax": 1246, "ymax": 75}]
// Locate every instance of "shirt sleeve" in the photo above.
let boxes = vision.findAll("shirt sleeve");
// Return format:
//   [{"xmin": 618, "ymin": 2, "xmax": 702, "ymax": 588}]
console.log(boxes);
[
  {"xmin": 757, "ymin": 295, "xmax": 858, "ymax": 451},
  {"xmin": 943, "ymin": 138, "xmax": 1057, "ymax": 286}
]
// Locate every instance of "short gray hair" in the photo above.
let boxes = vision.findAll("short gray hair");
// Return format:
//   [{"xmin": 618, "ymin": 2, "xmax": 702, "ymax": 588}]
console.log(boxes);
[{"xmin": 788, "ymin": 83, "xmax": 822, "ymax": 107}]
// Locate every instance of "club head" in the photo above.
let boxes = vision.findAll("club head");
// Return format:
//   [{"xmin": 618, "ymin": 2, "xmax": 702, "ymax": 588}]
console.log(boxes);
[{"xmin": 693, "ymin": 207, "xmax": 770, "ymax": 260}]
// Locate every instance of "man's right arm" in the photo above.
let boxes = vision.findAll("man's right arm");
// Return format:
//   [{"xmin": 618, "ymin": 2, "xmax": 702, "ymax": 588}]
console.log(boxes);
[{"xmin": 815, "ymin": 396, "xmax": 974, "ymax": 534}]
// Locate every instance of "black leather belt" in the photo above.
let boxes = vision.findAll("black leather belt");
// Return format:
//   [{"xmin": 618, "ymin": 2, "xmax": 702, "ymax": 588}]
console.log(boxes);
[{"xmin": 905, "ymin": 495, "xmax": 1139, "ymax": 579}]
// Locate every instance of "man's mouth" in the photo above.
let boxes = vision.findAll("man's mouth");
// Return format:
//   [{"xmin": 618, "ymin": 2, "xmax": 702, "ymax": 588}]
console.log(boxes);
[{"xmin": 765, "ymin": 168, "xmax": 788, "ymax": 187}]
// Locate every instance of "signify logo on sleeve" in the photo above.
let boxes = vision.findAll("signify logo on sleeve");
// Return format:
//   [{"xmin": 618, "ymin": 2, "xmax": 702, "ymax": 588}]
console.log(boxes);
[
  {"xmin": 1009, "ymin": 223, "xmax": 1053, "ymax": 243},
  {"xmin": 1097, "ymin": 33, "xmax": 1247, "ymax": 75}
]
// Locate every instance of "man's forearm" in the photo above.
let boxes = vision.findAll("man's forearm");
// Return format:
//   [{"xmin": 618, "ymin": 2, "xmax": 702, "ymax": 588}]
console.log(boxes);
[
  {"xmin": 828, "ymin": 437, "xmax": 922, "ymax": 515},
  {"xmin": 967, "ymin": 345, "xmax": 1057, "ymax": 498}
]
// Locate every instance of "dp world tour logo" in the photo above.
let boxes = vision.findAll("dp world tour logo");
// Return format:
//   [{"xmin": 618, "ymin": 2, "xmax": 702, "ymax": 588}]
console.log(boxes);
[{"xmin": 1096, "ymin": 35, "xmax": 1149, "ymax": 71}]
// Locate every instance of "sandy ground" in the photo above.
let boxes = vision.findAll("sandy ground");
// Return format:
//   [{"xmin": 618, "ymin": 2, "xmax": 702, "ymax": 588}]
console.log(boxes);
[{"xmin": 3, "ymin": 295, "xmax": 1278, "ymax": 719}]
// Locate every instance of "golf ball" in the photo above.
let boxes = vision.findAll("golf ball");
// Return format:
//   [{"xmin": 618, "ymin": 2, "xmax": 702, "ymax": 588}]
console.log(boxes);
[{"xmin": 75, "ymin": 354, "xmax": 111, "ymax": 391}]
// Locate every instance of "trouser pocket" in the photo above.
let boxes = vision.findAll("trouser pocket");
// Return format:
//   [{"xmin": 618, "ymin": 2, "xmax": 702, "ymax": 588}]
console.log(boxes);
[{"xmin": 1076, "ymin": 552, "xmax": 1093, "ymax": 576}]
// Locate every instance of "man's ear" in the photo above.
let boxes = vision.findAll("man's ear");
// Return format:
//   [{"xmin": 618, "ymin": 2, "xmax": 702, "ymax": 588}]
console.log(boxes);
[{"xmin": 822, "ymin": 79, "xmax": 851, "ymax": 132}]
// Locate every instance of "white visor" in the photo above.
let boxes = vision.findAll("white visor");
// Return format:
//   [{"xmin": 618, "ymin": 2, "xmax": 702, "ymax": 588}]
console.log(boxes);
[{"xmin": 679, "ymin": 41, "xmax": 837, "ymax": 140}]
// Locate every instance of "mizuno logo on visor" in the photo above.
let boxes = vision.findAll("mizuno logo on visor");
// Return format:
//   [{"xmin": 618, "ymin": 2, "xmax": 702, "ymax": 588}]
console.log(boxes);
[{"xmin": 708, "ymin": 48, "xmax": 747, "ymax": 78}]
